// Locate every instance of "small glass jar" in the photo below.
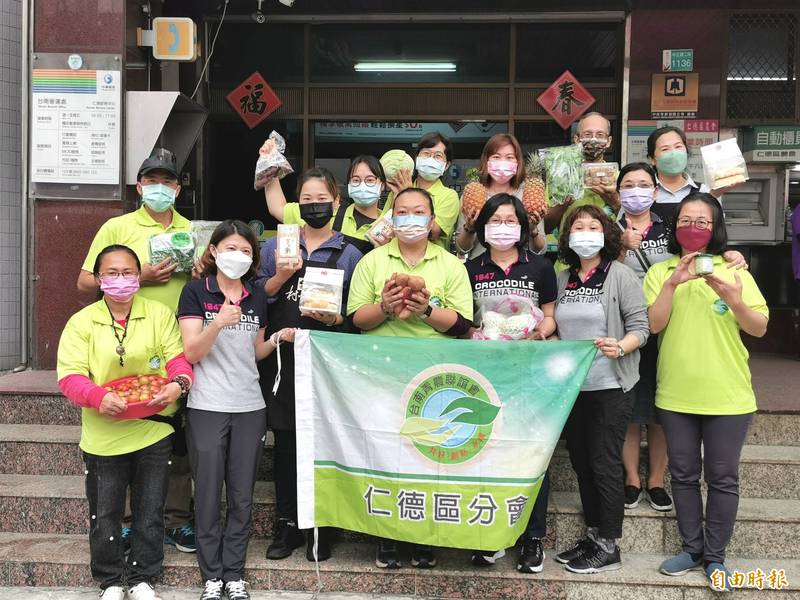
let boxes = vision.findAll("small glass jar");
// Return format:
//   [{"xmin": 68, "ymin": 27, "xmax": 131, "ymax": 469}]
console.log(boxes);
[{"xmin": 695, "ymin": 253, "xmax": 714, "ymax": 276}]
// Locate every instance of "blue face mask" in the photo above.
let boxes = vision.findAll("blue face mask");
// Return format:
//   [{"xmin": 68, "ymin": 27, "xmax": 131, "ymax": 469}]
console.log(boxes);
[
  {"xmin": 415, "ymin": 156, "xmax": 446, "ymax": 182},
  {"xmin": 392, "ymin": 214, "xmax": 431, "ymax": 243},
  {"xmin": 141, "ymin": 183, "xmax": 177, "ymax": 213},
  {"xmin": 348, "ymin": 182, "xmax": 381, "ymax": 207}
]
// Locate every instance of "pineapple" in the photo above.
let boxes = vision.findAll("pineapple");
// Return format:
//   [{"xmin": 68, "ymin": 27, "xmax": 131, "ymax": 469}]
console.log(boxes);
[
  {"xmin": 460, "ymin": 167, "xmax": 487, "ymax": 217},
  {"xmin": 522, "ymin": 152, "xmax": 548, "ymax": 220}
]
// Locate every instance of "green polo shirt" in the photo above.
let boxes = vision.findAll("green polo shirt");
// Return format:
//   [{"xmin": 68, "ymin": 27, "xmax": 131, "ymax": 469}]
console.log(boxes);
[
  {"xmin": 643, "ymin": 255, "xmax": 769, "ymax": 416},
  {"xmin": 347, "ymin": 238, "xmax": 473, "ymax": 339},
  {"xmin": 386, "ymin": 179, "xmax": 460, "ymax": 250},
  {"xmin": 81, "ymin": 206, "xmax": 191, "ymax": 313}
]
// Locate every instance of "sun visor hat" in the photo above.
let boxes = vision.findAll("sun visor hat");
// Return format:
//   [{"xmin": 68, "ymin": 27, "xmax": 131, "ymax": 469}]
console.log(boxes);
[{"xmin": 137, "ymin": 147, "xmax": 179, "ymax": 180}]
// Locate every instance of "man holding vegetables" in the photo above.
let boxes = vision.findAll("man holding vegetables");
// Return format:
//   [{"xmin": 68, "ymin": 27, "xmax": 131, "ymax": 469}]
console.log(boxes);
[{"xmin": 76, "ymin": 148, "xmax": 197, "ymax": 554}]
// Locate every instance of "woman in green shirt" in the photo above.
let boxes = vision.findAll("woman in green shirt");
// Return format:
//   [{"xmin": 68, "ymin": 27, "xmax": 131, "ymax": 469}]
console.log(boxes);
[{"xmin": 644, "ymin": 192, "xmax": 768, "ymax": 591}]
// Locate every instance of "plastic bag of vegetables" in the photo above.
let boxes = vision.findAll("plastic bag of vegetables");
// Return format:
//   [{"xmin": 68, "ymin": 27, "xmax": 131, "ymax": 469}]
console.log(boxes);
[
  {"xmin": 540, "ymin": 143, "xmax": 584, "ymax": 207},
  {"xmin": 190, "ymin": 220, "xmax": 222, "ymax": 260},
  {"xmin": 472, "ymin": 294, "xmax": 544, "ymax": 341},
  {"xmin": 148, "ymin": 231, "xmax": 195, "ymax": 273}
]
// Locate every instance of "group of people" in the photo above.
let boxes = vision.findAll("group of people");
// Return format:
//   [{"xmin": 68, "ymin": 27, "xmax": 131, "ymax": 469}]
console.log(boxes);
[{"xmin": 56, "ymin": 113, "xmax": 768, "ymax": 600}]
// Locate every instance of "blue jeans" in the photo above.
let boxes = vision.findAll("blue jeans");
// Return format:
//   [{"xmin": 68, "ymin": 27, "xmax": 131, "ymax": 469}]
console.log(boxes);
[{"xmin": 83, "ymin": 436, "xmax": 172, "ymax": 590}]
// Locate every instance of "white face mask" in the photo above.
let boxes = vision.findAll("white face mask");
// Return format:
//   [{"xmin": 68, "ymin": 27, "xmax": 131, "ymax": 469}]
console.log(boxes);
[
  {"xmin": 214, "ymin": 250, "xmax": 253, "ymax": 279},
  {"xmin": 568, "ymin": 231, "xmax": 605, "ymax": 259}
]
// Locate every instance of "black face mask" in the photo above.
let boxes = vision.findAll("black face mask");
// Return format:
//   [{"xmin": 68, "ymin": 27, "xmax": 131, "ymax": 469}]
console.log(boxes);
[{"xmin": 299, "ymin": 202, "xmax": 334, "ymax": 229}]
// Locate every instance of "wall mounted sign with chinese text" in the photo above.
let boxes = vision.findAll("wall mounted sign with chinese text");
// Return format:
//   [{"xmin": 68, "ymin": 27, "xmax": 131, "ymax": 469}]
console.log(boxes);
[
  {"xmin": 226, "ymin": 72, "xmax": 282, "ymax": 129},
  {"xmin": 536, "ymin": 70, "xmax": 596, "ymax": 130},
  {"xmin": 651, "ymin": 73, "xmax": 699, "ymax": 118}
]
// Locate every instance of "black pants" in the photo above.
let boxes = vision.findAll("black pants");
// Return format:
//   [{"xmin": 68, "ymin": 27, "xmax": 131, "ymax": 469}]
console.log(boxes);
[
  {"xmin": 187, "ymin": 408, "xmax": 267, "ymax": 582},
  {"xmin": 83, "ymin": 436, "xmax": 172, "ymax": 590},
  {"xmin": 658, "ymin": 409, "xmax": 753, "ymax": 563},
  {"xmin": 564, "ymin": 389, "xmax": 632, "ymax": 540},
  {"xmin": 524, "ymin": 470, "xmax": 550, "ymax": 539},
  {"xmin": 272, "ymin": 428, "xmax": 297, "ymax": 521}
]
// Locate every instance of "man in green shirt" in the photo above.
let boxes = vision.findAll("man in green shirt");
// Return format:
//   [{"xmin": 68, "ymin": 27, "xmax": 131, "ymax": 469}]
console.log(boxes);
[{"xmin": 76, "ymin": 148, "xmax": 196, "ymax": 553}]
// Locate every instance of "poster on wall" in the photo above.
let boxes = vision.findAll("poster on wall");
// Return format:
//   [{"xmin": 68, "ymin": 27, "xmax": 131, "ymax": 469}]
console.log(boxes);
[
  {"xmin": 650, "ymin": 73, "xmax": 699, "ymax": 119},
  {"xmin": 627, "ymin": 119, "xmax": 719, "ymax": 184},
  {"xmin": 30, "ymin": 69, "xmax": 121, "ymax": 184}
]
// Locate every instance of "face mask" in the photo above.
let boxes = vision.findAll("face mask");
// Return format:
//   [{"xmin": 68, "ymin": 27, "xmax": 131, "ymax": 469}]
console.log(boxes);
[
  {"xmin": 620, "ymin": 187, "xmax": 655, "ymax": 215},
  {"xmin": 299, "ymin": 202, "xmax": 334, "ymax": 229},
  {"xmin": 213, "ymin": 250, "xmax": 253, "ymax": 280},
  {"xmin": 487, "ymin": 160, "xmax": 517, "ymax": 184},
  {"xmin": 100, "ymin": 276, "xmax": 140, "ymax": 302},
  {"xmin": 348, "ymin": 183, "xmax": 381, "ymax": 207},
  {"xmin": 675, "ymin": 225, "xmax": 713, "ymax": 252},
  {"xmin": 484, "ymin": 223, "xmax": 521, "ymax": 251},
  {"xmin": 141, "ymin": 183, "xmax": 176, "ymax": 213},
  {"xmin": 569, "ymin": 231, "xmax": 605, "ymax": 259},
  {"xmin": 656, "ymin": 149, "xmax": 688, "ymax": 176},
  {"xmin": 415, "ymin": 156, "xmax": 446, "ymax": 182},
  {"xmin": 581, "ymin": 139, "xmax": 608, "ymax": 162},
  {"xmin": 392, "ymin": 214, "xmax": 430, "ymax": 243}
]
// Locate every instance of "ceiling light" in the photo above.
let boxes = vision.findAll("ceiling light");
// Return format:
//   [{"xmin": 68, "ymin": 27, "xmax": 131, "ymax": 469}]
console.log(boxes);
[{"xmin": 354, "ymin": 62, "xmax": 456, "ymax": 73}]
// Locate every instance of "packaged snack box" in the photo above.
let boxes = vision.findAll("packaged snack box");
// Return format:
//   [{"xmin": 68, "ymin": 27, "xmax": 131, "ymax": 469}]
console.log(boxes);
[
  {"xmin": 299, "ymin": 267, "xmax": 344, "ymax": 315},
  {"xmin": 701, "ymin": 138, "xmax": 749, "ymax": 190},
  {"xmin": 276, "ymin": 224, "xmax": 301, "ymax": 268}
]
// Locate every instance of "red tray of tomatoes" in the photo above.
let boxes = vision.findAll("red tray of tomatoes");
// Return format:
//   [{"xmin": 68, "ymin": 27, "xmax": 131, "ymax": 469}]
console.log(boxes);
[{"xmin": 102, "ymin": 374, "xmax": 170, "ymax": 420}]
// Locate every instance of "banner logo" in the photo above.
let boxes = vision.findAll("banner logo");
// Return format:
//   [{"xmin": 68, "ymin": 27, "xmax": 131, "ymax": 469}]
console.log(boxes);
[{"xmin": 400, "ymin": 365, "xmax": 501, "ymax": 465}]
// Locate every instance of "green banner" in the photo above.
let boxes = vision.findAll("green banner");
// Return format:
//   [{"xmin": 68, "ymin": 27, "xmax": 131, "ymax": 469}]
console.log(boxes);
[{"xmin": 295, "ymin": 331, "xmax": 596, "ymax": 551}]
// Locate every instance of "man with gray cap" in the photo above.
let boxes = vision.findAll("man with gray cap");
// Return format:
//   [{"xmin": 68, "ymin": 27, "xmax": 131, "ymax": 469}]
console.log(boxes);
[{"xmin": 77, "ymin": 147, "xmax": 196, "ymax": 554}]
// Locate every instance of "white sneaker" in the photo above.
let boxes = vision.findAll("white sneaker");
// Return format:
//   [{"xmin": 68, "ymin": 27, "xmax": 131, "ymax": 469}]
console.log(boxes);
[
  {"xmin": 128, "ymin": 582, "xmax": 162, "ymax": 600},
  {"xmin": 200, "ymin": 579, "xmax": 225, "ymax": 600},
  {"xmin": 224, "ymin": 579, "xmax": 251, "ymax": 600},
  {"xmin": 99, "ymin": 586, "xmax": 125, "ymax": 600}
]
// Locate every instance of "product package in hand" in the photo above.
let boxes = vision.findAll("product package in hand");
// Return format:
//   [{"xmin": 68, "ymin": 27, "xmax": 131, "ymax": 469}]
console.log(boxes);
[
  {"xmin": 380, "ymin": 149, "xmax": 415, "ymax": 181},
  {"xmin": 276, "ymin": 224, "xmax": 301, "ymax": 268},
  {"xmin": 254, "ymin": 131, "xmax": 294, "ymax": 190},
  {"xmin": 190, "ymin": 220, "xmax": 222, "ymax": 260},
  {"xmin": 299, "ymin": 267, "xmax": 344, "ymax": 315},
  {"xmin": 701, "ymin": 138, "xmax": 749, "ymax": 190},
  {"xmin": 540, "ymin": 144, "xmax": 584, "ymax": 206},
  {"xmin": 102, "ymin": 374, "xmax": 170, "ymax": 420},
  {"xmin": 583, "ymin": 162, "xmax": 619, "ymax": 188},
  {"xmin": 390, "ymin": 272, "xmax": 426, "ymax": 320},
  {"xmin": 366, "ymin": 211, "xmax": 394, "ymax": 247},
  {"xmin": 149, "ymin": 231, "xmax": 195, "ymax": 273},
  {"xmin": 472, "ymin": 295, "xmax": 545, "ymax": 341}
]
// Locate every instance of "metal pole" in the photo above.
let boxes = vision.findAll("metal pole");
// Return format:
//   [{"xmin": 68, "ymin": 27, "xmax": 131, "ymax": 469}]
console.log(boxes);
[
  {"xmin": 620, "ymin": 12, "xmax": 632, "ymax": 165},
  {"xmin": 17, "ymin": 0, "xmax": 32, "ymax": 371}
]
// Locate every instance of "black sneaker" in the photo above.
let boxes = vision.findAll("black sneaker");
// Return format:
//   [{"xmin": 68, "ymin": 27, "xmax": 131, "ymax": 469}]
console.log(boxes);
[
  {"xmin": 224, "ymin": 579, "xmax": 250, "ymax": 600},
  {"xmin": 199, "ymin": 579, "xmax": 224, "ymax": 600},
  {"xmin": 471, "ymin": 549, "xmax": 505, "ymax": 567},
  {"xmin": 121, "ymin": 527, "xmax": 132, "ymax": 555},
  {"xmin": 305, "ymin": 527, "xmax": 332, "ymax": 562},
  {"xmin": 624, "ymin": 485, "xmax": 643, "ymax": 509},
  {"xmin": 410, "ymin": 544, "xmax": 436, "ymax": 569},
  {"xmin": 554, "ymin": 537, "xmax": 595, "ymax": 564},
  {"xmin": 266, "ymin": 518, "xmax": 305, "ymax": 560},
  {"xmin": 564, "ymin": 542, "xmax": 622, "ymax": 574},
  {"xmin": 517, "ymin": 537, "xmax": 545, "ymax": 573},
  {"xmin": 375, "ymin": 539, "xmax": 401, "ymax": 569},
  {"xmin": 646, "ymin": 487, "xmax": 674, "ymax": 512},
  {"xmin": 164, "ymin": 525, "xmax": 196, "ymax": 553}
]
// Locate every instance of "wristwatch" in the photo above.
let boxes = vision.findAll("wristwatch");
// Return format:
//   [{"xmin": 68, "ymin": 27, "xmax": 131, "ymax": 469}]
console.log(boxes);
[
  {"xmin": 419, "ymin": 305, "xmax": 433, "ymax": 320},
  {"xmin": 617, "ymin": 344, "xmax": 626, "ymax": 358}
]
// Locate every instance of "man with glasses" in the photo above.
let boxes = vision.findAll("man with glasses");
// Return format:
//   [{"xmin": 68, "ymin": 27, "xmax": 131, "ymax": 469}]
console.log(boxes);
[
  {"xmin": 77, "ymin": 148, "xmax": 197, "ymax": 555},
  {"xmin": 544, "ymin": 113, "xmax": 621, "ymax": 264}
]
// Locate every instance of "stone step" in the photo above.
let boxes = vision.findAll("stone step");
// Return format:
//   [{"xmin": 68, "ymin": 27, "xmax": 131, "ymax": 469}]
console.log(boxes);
[
  {"xmin": 1, "ymin": 532, "xmax": 797, "ymax": 598},
  {"xmin": 2, "ymin": 474, "xmax": 798, "ymax": 559},
  {"xmin": 2, "ymin": 392, "xmax": 798, "ymax": 446},
  {"xmin": 2, "ymin": 424, "xmax": 797, "ymax": 501}
]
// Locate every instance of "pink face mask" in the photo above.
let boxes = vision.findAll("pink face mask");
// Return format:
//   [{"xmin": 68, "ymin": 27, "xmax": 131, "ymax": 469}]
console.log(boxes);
[
  {"xmin": 484, "ymin": 223, "xmax": 521, "ymax": 251},
  {"xmin": 487, "ymin": 159, "xmax": 517, "ymax": 184},
  {"xmin": 100, "ymin": 275, "xmax": 140, "ymax": 302}
]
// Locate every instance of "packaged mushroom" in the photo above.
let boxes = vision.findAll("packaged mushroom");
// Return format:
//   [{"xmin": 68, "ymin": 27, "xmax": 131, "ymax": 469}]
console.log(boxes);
[
  {"xmin": 299, "ymin": 267, "xmax": 344, "ymax": 315},
  {"xmin": 583, "ymin": 162, "xmax": 619, "ymax": 188},
  {"xmin": 700, "ymin": 138, "xmax": 749, "ymax": 191},
  {"xmin": 365, "ymin": 210, "xmax": 394, "ymax": 247},
  {"xmin": 276, "ymin": 224, "xmax": 301, "ymax": 268}
]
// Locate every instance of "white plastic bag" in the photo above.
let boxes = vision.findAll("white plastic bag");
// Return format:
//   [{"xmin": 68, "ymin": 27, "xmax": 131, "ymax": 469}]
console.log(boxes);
[
  {"xmin": 472, "ymin": 295, "xmax": 545, "ymax": 341},
  {"xmin": 299, "ymin": 267, "xmax": 344, "ymax": 315},
  {"xmin": 190, "ymin": 220, "xmax": 222, "ymax": 260},
  {"xmin": 254, "ymin": 131, "xmax": 294, "ymax": 190},
  {"xmin": 701, "ymin": 138, "xmax": 748, "ymax": 190}
]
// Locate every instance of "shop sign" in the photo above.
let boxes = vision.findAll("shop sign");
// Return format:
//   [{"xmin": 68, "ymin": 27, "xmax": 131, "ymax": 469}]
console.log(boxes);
[
  {"xmin": 651, "ymin": 73, "xmax": 699, "ymax": 118},
  {"xmin": 226, "ymin": 71, "xmax": 282, "ymax": 129},
  {"xmin": 536, "ymin": 70, "xmax": 596, "ymax": 130},
  {"xmin": 662, "ymin": 49, "xmax": 694, "ymax": 72},
  {"xmin": 152, "ymin": 18, "xmax": 197, "ymax": 61},
  {"xmin": 626, "ymin": 119, "xmax": 718, "ymax": 183},
  {"xmin": 742, "ymin": 126, "xmax": 800, "ymax": 151},
  {"xmin": 30, "ymin": 68, "xmax": 121, "ymax": 184}
]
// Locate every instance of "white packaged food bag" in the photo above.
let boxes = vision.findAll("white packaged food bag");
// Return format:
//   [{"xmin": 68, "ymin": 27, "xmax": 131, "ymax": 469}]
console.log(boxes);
[
  {"xmin": 299, "ymin": 267, "xmax": 344, "ymax": 315},
  {"xmin": 701, "ymin": 138, "xmax": 749, "ymax": 190}
]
